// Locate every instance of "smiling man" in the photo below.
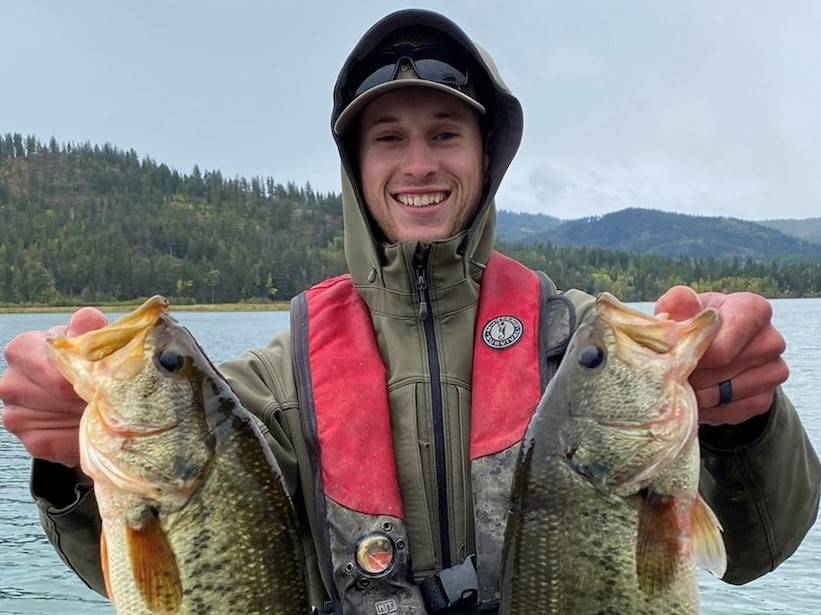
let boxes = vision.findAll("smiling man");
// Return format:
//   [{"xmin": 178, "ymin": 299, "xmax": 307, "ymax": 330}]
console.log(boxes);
[
  {"xmin": 357, "ymin": 88, "xmax": 485, "ymax": 243},
  {"xmin": 2, "ymin": 8, "xmax": 819, "ymax": 615}
]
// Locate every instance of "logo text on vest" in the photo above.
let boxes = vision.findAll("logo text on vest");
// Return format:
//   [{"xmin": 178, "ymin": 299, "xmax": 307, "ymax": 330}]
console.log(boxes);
[
  {"xmin": 482, "ymin": 316, "xmax": 524, "ymax": 350},
  {"xmin": 374, "ymin": 598, "xmax": 399, "ymax": 614}
]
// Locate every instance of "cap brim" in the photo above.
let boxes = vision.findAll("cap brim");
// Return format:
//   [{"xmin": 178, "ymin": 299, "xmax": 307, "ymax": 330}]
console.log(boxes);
[{"xmin": 333, "ymin": 80, "xmax": 486, "ymax": 135}]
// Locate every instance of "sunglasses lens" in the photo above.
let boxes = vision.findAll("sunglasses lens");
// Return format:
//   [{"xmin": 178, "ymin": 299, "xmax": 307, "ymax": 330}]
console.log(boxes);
[
  {"xmin": 351, "ymin": 47, "xmax": 470, "ymax": 100},
  {"xmin": 353, "ymin": 63, "xmax": 398, "ymax": 97},
  {"xmin": 412, "ymin": 58, "xmax": 468, "ymax": 87}
]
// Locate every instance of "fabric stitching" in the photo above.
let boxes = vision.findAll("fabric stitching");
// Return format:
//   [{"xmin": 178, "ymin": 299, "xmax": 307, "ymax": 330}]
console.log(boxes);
[
  {"xmin": 248, "ymin": 347, "xmax": 293, "ymax": 406},
  {"xmin": 735, "ymin": 450, "xmax": 778, "ymax": 571}
]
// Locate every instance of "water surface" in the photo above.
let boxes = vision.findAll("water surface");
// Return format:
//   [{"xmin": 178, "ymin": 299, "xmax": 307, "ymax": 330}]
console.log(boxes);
[{"xmin": 1, "ymin": 301, "xmax": 819, "ymax": 613}]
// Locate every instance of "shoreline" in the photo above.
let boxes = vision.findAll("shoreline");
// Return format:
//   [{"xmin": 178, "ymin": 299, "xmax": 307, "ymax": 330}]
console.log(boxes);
[
  {"xmin": 1, "ymin": 295, "xmax": 816, "ymax": 315},
  {"xmin": 0, "ymin": 302, "xmax": 290, "ymax": 314}
]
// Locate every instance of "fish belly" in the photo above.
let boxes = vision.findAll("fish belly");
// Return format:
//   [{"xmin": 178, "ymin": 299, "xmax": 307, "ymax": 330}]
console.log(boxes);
[
  {"xmin": 502, "ymin": 451, "xmax": 697, "ymax": 615},
  {"xmin": 102, "ymin": 429, "xmax": 308, "ymax": 614}
]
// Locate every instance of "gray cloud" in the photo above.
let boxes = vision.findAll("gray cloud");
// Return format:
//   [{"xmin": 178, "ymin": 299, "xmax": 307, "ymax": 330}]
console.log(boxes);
[
  {"xmin": 497, "ymin": 1, "xmax": 821, "ymax": 219},
  {"xmin": 3, "ymin": 1, "xmax": 819, "ymax": 219}
]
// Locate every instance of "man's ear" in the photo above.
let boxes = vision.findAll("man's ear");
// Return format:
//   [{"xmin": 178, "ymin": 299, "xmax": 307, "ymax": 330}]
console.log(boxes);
[{"xmin": 482, "ymin": 129, "xmax": 491, "ymax": 172}]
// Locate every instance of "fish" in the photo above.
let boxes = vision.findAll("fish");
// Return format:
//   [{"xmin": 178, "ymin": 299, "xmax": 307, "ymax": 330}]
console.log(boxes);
[
  {"xmin": 500, "ymin": 293, "xmax": 726, "ymax": 615},
  {"xmin": 46, "ymin": 296, "xmax": 310, "ymax": 615}
]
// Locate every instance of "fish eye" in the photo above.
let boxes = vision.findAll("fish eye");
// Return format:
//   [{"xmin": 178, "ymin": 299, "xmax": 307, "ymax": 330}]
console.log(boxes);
[
  {"xmin": 578, "ymin": 345, "xmax": 606, "ymax": 369},
  {"xmin": 157, "ymin": 347, "xmax": 185, "ymax": 373}
]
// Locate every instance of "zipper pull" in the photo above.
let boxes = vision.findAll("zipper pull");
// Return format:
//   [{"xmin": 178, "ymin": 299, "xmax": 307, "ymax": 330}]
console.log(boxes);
[{"xmin": 416, "ymin": 271, "xmax": 429, "ymax": 320}]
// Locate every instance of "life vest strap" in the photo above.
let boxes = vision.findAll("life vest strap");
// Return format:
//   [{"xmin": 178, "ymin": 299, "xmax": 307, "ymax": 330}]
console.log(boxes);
[{"xmin": 420, "ymin": 556, "xmax": 480, "ymax": 613}]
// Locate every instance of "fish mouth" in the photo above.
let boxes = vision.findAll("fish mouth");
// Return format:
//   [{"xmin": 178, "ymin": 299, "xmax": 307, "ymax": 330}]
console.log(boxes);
[
  {"xmin": 587, "ymin": 293, "xmax": 720, "ymax": 491},
  {"xmin": 46, "ymin": 296, "xmax": 169, "ymax": 398},
  {"xmin": 595, "ymin": 292, "xmax": 719, "ymax": 378},
  {"xmin": 48, "ymin": 296, "xmax": 199, "ymax": 500},
  {"xmin": 50, "ymin": 295, "xmax": 168, "ymax": 362}
]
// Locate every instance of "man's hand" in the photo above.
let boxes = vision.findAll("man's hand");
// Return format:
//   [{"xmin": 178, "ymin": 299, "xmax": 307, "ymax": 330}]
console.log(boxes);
[
  {"xmin": 0, "ymin": 307, "xmax": 108, "ymax": 467},
  {"xmin": 655, "ymin": 286, "xmax": 789, "ymax": 426}
]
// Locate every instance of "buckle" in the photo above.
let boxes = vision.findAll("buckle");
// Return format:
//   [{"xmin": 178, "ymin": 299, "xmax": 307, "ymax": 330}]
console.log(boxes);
[{"xmin": 420, "ymin": 556, "xmax": 479, "ymax": 613}]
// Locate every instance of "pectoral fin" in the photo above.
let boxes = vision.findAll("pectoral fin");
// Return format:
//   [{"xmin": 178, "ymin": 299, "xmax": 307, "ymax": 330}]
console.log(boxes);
[
  {"xmin": 100, "ymin": 531, "xmax": 115, "ymax": 604},
  {"xmin": 126, "ymin": 507, "xmax": 182, "ymax": 614},
  {"xmin": 636, "ymin": 490, "xmax": 727, "ymax": 594},
  {"xmin": 692, "ymin": 493, "xmax": 727, "ymax": 578},
  {"xmin": 636, "ymin": 490, "xmax": 681, "ymax": 594}
]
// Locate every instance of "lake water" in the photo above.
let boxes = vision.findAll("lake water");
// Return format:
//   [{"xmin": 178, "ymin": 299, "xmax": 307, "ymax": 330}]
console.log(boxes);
[{"xmin": 1, "ymin": 300, "xmax": 820, "ymax": 614}]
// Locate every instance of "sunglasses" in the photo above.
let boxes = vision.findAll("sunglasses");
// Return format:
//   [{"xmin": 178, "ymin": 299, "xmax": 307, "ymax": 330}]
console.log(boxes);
[{"xmin": 350, "ymin": 45, "xmax": 470, "ymax": 99}]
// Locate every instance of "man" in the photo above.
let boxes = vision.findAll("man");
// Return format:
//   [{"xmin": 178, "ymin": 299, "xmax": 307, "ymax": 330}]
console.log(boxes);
[{"xmin": 1, "ymin": 9, "xmax": 818, "ymax": 614}]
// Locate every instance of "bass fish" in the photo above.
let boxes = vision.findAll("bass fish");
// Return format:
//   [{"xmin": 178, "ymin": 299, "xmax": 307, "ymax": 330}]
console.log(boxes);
[
  {"xmin": 501, "ymin": 293, "xmax": 726, "ymax": 615},
  {"xmin": 47, "ymin": 296, "xmax": 309, "ymax": 615}
]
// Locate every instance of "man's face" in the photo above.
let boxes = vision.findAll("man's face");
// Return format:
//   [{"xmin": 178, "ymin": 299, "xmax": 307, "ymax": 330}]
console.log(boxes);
[{"xmin": 358, "ymin": 88, "xmax": 485, "ymax": 243}]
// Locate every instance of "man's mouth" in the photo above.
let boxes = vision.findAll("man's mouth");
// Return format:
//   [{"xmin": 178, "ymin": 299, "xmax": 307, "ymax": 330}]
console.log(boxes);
[{"xmin": 391, "ymin": 191, "xmax": 450, "ymax": 208}]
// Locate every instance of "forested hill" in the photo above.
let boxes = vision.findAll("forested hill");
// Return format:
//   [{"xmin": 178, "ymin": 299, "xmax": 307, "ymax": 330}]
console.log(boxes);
[
  {"xmin": 0, "ymin": 134, "xmax": 346, "ymax": 304},
  {"xmin": 496, "ymin": 210, "xmax": 561, "ymax": 240},
  {"xmin": 760, "ymin": 217, "xmax": 821, "ymax": 245},
  {"xmin": 1, "ymin": 133, "xmax": 821, "ymax": 304},
  {"xmin": 517, "ymin": 208, "xmax": 821, "ymax": 261}
]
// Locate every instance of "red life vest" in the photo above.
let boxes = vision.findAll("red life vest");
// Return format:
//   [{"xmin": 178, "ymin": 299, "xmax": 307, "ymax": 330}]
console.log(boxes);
[{"xmin": 291, "ymin": 251, "xmax": 574, "ymax": 614}]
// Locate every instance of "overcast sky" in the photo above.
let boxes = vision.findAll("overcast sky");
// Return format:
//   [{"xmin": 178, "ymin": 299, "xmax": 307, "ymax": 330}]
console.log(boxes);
[{"xmin": 3, "ymin": 1, "xmax": 819, "ymax": 220}]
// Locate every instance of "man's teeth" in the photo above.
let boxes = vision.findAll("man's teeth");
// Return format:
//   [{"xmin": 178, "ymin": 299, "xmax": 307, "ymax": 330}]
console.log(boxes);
[{"xmin": 395, "ymin": 192, "xmax": 448, "ymax": 207}]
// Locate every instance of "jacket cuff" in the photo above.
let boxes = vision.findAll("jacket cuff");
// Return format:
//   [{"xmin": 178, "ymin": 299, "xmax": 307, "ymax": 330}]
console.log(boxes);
[
  {"xmin": 698, "ymin": 388, "xmax": 779, "ymax": 452},
  {"xmin": 698, "ymin": 386, "xmax": 820, "ymax": 584},
  {"xmin": 31, "ymin": 458, "xmax": 106, "ymax": 595},
  {"xmin": 31, "ymin": 458, "xmax": 93, "ymax": 514}
]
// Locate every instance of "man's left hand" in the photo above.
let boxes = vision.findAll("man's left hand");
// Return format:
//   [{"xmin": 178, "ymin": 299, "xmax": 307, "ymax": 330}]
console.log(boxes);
[{"xmin": 655, "ymin": 286, "xmax": 789, "ymax": 426}]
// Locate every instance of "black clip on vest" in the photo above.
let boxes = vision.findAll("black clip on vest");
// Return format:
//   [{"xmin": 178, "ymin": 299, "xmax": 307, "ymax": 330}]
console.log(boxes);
[{"xmin": 419, "ymin": 556, "xmax": 483, "ymax": 613}]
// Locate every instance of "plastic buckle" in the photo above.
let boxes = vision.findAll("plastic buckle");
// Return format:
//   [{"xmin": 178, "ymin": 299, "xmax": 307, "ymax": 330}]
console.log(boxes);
[{"xmin": 420, "ymin": 556, "xmax": 479, "ymax": 613}]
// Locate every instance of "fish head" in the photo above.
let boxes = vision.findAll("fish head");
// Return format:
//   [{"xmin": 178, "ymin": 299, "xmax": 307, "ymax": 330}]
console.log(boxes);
[
  {"xmin": 545, "ymin": 292, "xmax": 719, "ymax": 494},
  {"xmin": 46, "ymin": 296, "xmax": 221, "ymax": 511}
]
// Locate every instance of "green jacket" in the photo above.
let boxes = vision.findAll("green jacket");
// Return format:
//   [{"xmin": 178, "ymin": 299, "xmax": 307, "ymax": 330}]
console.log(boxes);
[{"xmin": 32, "ymin": 8, "xmax": 820, "ymax": 611}]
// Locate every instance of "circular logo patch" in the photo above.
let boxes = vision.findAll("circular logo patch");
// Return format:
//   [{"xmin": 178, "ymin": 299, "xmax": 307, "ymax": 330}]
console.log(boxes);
[{"xmin": 482, "ymin": 316, "xmax": 524, "ymax": 350}]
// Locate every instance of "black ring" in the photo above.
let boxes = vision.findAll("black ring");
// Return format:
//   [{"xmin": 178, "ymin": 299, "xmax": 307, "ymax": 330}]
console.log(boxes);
[{"xmin": 718, "ymin": 380, "xmax": 733, "ymax": 406}]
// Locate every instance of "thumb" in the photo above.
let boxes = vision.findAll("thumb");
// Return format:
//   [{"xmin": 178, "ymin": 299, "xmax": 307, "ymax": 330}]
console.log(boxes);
[
  {"xmin": 655, "ymin": 285, "xmax": 703, "ymax": 321},
  {"xmin": 67, "ymin": 307, "xmax": 109, "ymax": 339}
]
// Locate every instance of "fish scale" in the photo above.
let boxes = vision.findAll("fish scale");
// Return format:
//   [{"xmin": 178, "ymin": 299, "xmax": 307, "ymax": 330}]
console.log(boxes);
[
  {"xmin": 501, "ymin": 293, "xmax": 724, "ymax": 614},
  {"xmin": 47, "ymin": 296, "xmax": 310, "ymax": 614},
  {"xmin": 507, "ymin": 447, "xmax": 699, "ymax": 613}
]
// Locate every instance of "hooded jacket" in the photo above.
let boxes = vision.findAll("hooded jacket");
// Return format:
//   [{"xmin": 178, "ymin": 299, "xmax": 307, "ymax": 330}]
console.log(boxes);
[{"xmin": 31, "ymin": 8, "xmax": 820, "ymax": 613}]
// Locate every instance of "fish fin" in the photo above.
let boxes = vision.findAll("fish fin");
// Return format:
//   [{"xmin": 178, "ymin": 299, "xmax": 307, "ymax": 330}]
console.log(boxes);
[
  {"xmin": 692, "ymin": 493, "xmax": 727, "ymax": 578},
  {"xmin": 126, "ymin": 510, "xmax": 182, "ymax": 614},
  {"xmin": 636, "ymin": 490, "xmax": 682, "ymax": 594},
  {"xmin": 100, "ymin": 531, "xmax": 116, "ymax": 604},
  {"xmin": 673, "ymin": 308, "xmax": 721, "ymax": 377}
]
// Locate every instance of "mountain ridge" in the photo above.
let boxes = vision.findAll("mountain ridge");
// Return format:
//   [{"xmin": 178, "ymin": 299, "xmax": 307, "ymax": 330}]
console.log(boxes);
[
  {"xmin": 2, "ymin": 133, "xmax": 820, "ymax": 304},
  {"xmin": 498, "ymin": 207, "xmax": 821, "ymax": 261},
  {"xmin": 759, "ymin": 217, "xmax": 821, "ymax": 245}
]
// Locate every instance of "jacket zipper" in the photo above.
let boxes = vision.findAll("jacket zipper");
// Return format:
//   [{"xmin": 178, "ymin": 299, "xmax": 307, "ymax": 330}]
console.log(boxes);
[{"xmin": 415, "ymin": 249, "xmax": 452, "ymax": 569}]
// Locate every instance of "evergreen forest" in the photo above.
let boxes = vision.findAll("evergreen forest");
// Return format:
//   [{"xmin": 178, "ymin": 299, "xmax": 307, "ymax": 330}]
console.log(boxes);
[{"xmin": 1, "ymin": 133, "xmax": 820, "ymax": 306}]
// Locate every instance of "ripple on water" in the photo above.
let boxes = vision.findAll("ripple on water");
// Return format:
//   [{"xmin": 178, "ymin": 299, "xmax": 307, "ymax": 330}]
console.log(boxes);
[{"xmin": 1, "ymin": 305, "xmax": 820, "ymax": 614}]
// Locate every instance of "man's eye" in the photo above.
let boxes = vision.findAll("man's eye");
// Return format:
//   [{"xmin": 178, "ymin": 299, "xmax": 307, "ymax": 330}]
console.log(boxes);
[
  {"xmin": 435, "ymin": 132, "xmax": 458, "ymax": 141},
  {"xmin": 375, "ymin": 134, "xmax": 400, "ymax": 142}
]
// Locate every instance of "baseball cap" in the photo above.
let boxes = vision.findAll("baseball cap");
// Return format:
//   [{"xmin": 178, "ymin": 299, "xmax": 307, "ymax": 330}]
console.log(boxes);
[{"xmin": 334, "ymin": 26, "xmax": 486, "ymax": 134}]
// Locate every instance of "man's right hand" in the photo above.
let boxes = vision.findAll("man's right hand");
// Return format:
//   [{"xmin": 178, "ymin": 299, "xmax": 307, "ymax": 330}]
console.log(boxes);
[{"xmin": 1, "ymin": 307, "xmax": 108, "ymax": 468}]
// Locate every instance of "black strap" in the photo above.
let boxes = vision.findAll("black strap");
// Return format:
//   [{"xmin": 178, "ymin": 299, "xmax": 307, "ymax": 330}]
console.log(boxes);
[
  {"xmin": 290, "ymin": 293, "xmax": 342, "ymax": 613},
  {"xmin": 420, "ymin": 556, "xmax": 480, "ymax": 613}
]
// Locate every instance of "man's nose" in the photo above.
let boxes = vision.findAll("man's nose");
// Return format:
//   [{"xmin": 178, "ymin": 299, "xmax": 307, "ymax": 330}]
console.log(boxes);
[{"xmin": 400, "ymin": 138, "xmax": 438, "ymax": 178}]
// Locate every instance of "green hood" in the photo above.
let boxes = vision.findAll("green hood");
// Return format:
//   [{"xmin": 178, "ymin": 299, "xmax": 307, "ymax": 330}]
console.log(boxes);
[{"xmin": 331, "ymin": 9, "xmax": 524, "ymax": 296}]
